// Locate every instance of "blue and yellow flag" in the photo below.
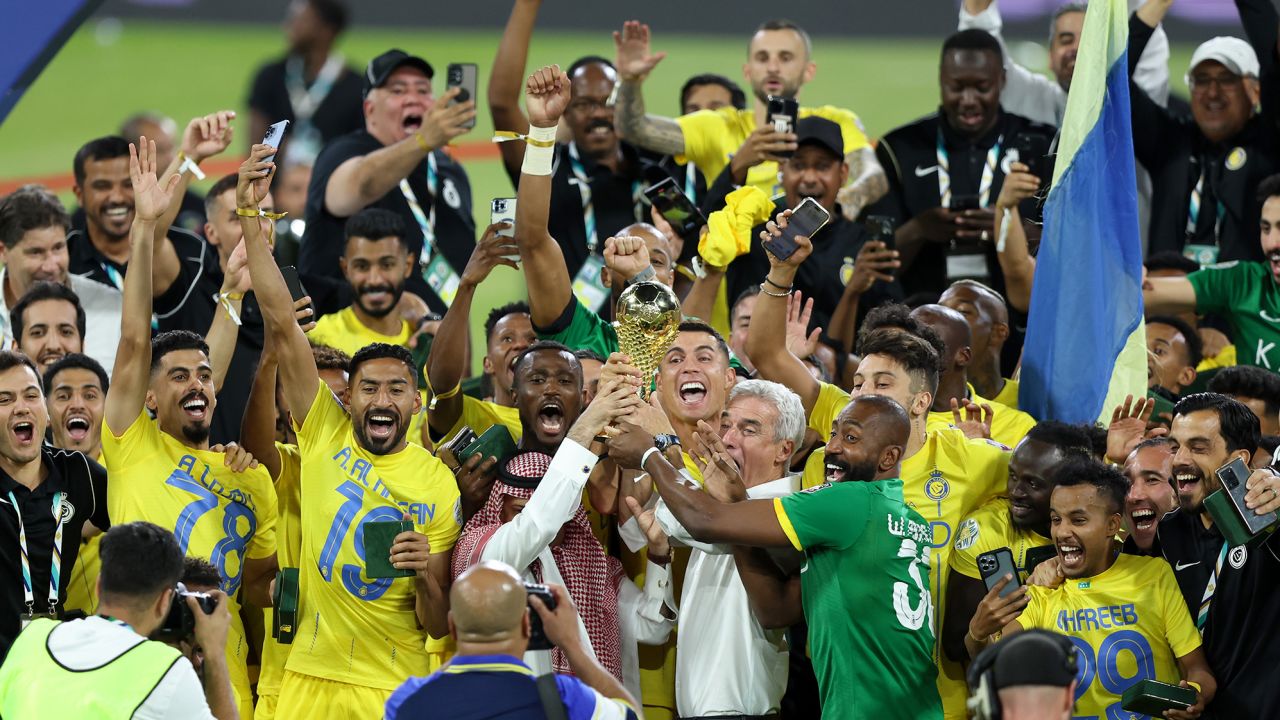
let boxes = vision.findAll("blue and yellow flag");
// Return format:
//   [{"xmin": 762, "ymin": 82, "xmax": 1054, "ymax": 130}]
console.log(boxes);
[{"xmin": 1020, "ymin": 0, "xmax": 1146, "ymax": 424}]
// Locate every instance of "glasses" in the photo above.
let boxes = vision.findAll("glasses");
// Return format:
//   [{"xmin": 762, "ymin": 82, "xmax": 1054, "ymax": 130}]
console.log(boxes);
[
  {"xmin": 1189, "ymin": 74, "xmax": 1245, "ymax": 92},
  {"xmin": 566, "ymin": 98, "xmax": 612, "ymax": 114}
]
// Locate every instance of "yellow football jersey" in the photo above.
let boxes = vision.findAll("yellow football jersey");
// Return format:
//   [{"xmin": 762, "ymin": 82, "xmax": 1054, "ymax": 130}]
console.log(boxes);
[
  {"xmin": 258, "ymin": 442, "xmax": 303, "ymax": 701},
  {"xmin": 992, "ymin": 378, "xmax": 1020, "ymax": 412},
  {"xmin": 1020, "ymin": 554, "xmax": 1202, "ymax": 719},
  {"xmin": 950, "ymin": 498, "xmax": 1051, "ymax": 581},
  {"xmin": 431, "ymin": 393, "xmax": 522, "ymax": 447},
  {"xmin": 286, "ymin": 386, "xmax": 461, "ymax": 691},
  {"xmin": 925, "ymin": 385, "xmax": 1036, "ymax": 450},
  {"xmin": 307, "ymin": 307, "xmax": 413, "ymax": 357},
  {"xmin": 675, "ymin": 105, "xmax": 871, "ymax": 196},
  {"xmin": 802, "ymin": 381, "xmax": 1010, "ymax": 718},
  {"xmin": 103, "ymin": 410, "xmax": 278, "ymax": 714}
]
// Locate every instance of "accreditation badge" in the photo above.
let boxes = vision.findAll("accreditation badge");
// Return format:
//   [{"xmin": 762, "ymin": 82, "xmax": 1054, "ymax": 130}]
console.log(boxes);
[
  {"xmin": 423, "ymin": 254, "xmax": 461, "ymax": 307},
  {"xmin": 1183, "ymin": 244, "xmax": 1219, "ymax": 267},
  {"xmin": 572, "ymin": 254, "xmax": 610, "ymax": 312}
]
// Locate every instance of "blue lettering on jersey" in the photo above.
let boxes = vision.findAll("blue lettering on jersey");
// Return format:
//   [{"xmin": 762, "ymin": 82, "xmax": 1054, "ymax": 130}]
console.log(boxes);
[
  {"xmin": 330, "ymin": 447, "xmax": 393, "ymax": 499},
  {"xmin": 398, "ymin": 502, "xmax": 437, "ymax": 525},
  {"xmin": 177, "ymin": 454, "xmax": 259, "ymax": 513},
  {"xmin": 1055, "ymin": 604, "xmax": 1139, "ymax": 633}
]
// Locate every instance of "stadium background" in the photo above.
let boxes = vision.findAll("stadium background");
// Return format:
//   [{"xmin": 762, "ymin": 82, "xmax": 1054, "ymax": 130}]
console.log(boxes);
[{"xmin": 0, "ymin": 0, "xmax": 1233, "ymax": 369}]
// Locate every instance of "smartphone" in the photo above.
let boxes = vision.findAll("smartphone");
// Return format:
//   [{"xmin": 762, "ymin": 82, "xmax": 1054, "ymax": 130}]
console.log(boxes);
[
  {"xmin": 364, "ymin": 520, "xmax": 415, "ymax": 579},
  {"xmin": 762, "ymin": 197, "xmax": 831, "ymax": 261},
  {"xmin": 447, "ymin": 63, "xmax": 478, "ymax": 129},
  {"xmin": 1011, "ymin": 133, "xmax": 1042, "ymax": 177},
  {"xmin": 978, "ymin": 547, "xmax": 1021, "ymax": 598},
  {"xmin": 1209, "ymin": 457, "xmax": 1279, "ymax": 541},
  {"xmin": 272, "ymin": 567, "xmax": 299, "ymax": 644},
  {"xmin": 279, "ymin": 265, "xmax": 314, "ymax": 322},
  {"xmin": 765, "ymin": 96, "xmax": 799, "ymax": 158},
  {"xmin": 490, "ymin": 197, "xmax": 516, "ymax": 239},
  {"xmin": 864, "ymin": 214, "xmax": 896, "ymax": 252},
  {"xmin": 261, "ymin": 120, "xmax": 290, "ymax": 167},
  {"xmin": 1121, "ymin": 679, "xmax": 1198, "ymax": 715},
  {"xmin": 1023, "ymin": 544, "xmax": 1057, "ymax": 577},
  {"xmin": 525, "ymin": 582, "xmax": 558, "ymax": 650},
  {"xmin": 457, "ymin": 424, "xmax": 517, "ymax": 466},
  {"xmin": 644, "ymin": 177, "xmax": 708, "ymax": 243},
  {"xmin": 437, "ymin": 426, "xmax": 478, "ymax": 471}
]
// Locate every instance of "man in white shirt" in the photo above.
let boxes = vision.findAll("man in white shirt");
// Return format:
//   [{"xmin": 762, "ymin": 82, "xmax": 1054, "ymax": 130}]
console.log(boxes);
[
  {"xmin": 0, "ymin": 521, "xmax": 236, "ymax": 720},
  {"xmin": 450, "ymin": 342, "xmax": 675, "ymax": 697},
  {"xmin": 634, "ymin": 379, "xmax": 804, "ymax": 719},
  {"xmin": 0, "ymin": 186, "xmax": 122, "ymax": 373}
]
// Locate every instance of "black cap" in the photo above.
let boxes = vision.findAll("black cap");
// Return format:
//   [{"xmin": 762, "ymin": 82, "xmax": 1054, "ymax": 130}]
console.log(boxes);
[
  {"xmin": 363, "ymin": 49, "xmax": 435, "ymax": 97},
  {"xmin": 794, "ymin": 117, "xmax": 844, "ymax": 159},
  {"xmin": 968, "ymin": 630, "xmax": 1078, "ymax": 692}
]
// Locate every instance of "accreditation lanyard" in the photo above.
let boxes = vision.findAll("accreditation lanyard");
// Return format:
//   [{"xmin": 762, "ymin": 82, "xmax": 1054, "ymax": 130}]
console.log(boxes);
[
  {"xmin": 565, "ymin": 143, "xmax": 644, "ymax": 253},
  {"xmin": 1186, "ymin": 167, "xmax": 1225, "ymax": 260},
  {"xmin": 936, "ymin": 129, "xmax": 1002, "ymax": 209},
  {"xmin": 1196, "ymin": 541, "xmax": 1230, "ymax": 635},
  {"xmin": 400, "ymin": 152, "xmax": 440, "ymax": 265},
  {"xmin": 10, "ymin": 490, "xmax": 66, "ymax": 619},
  {"xmin": 284, "ymin": 54, "xmax": 343, "ymax": 126},
  {"xmin": 684, "ymin": 161, "xmax": 698, "ymax": 203}
]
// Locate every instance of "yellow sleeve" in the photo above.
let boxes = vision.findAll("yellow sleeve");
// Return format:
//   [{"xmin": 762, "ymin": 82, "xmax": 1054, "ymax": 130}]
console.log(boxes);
[
  {"xmin": 294, "ymin": 383, "xmax": 345, "ymax": 446},
  {"xmin": 806, "ymin": 106, "xmax": 870, "ymax": 153},
  {"xmin": 674, "ymin": 108, "xmax": 732, "ymax": 171},
  {"xmin": 801, "ymin": 451, "xmax": 826, "ymax": 490},
  {"xmin": 808, "ymin": 382, "xmax": 851, "ymax": 436},
  {"xmin": 1159, "ymin": 561, "xmax": 1203, "ymax": 658},
  {"xmin": 245, "ymin": 471, "xmax": 279, "ymax": 560},
  {"xmin": 990, "ymin": 405, "xmax": 1038, "ymax": 449},
  {"xmin": 950, "ymin": 508, "xmax": 998, "ymax": 580},
  {"xmin": 964, "ymin": 436, "xmax": 1014, "ymax": 505},
  {"xmin": 102, "ymin": 408, "xmax": 161, "ymax": 465},
  {"xmin": 773, "ymin": 498, "xmax": 804, "ymax": 551},
  {"xmin": 1020, "ymin": 585, "xmax": 1051, "ymax": 630},
  {"xmin": 422, "ymin": 469, "xmax": 462, "ymax": 553}
]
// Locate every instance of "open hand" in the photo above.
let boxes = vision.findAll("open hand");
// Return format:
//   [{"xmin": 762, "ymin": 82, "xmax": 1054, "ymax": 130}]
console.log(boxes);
[
  {"xmin": 693, "ymin": 419, "xmax": 747, "ymax": 503},
  {"xmin": 129, "ymin": 137, "xmax": 181, "ymax": 223},
  {"xmin": 624, "ymin": 497, "xmax": 670, "ymax": 558},
  {"xmin": 182, "ymin": 110, "xmax": 236, "ymax": 164},
  {"xmin": 613, "ymin": 20, "xmax": 666, "ymax": 81},
  {"xmin": 1107, "ymin": 394, "xmax": 1163, "ymax": 464},
  {"xmin": 950, "ymin": 398, "xmax": 994, "ymax": 440},
  {"xmin": 785, "ymin": 291, "xmax": 820, "ymax": 359},
  {"xmin": 568, "ymin": 378, "xmax": 645, "ymax": 446}
]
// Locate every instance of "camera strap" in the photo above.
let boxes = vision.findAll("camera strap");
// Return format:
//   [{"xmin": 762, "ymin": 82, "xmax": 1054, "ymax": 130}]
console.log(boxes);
[
  {"xmin": 535, "ymin": 672, "xmax": 569, "ymax": 720},
  {"xmin": 1195, "ymin": 540, "xmax": 1229, "ymax": 635},
  {"xmin": 9, "ymin": 490, "xmax": 67, "ymax": 618},
  {"xmin": 935, "ymin": 128, "xmax": 1002, "ymax": 210}
]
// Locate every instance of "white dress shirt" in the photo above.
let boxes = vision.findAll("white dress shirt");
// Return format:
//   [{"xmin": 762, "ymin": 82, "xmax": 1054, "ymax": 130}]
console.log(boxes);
[
  {"xmin": 0, "ymin": 268, "xmax": 122, "ymax": 376},
  {"xmin": 479, "ymin": 438, "xmax": 674, "ymax": 699},
  {"xmin": 654, "ymin": 473, "xmax": 800, "ymax": 718}
]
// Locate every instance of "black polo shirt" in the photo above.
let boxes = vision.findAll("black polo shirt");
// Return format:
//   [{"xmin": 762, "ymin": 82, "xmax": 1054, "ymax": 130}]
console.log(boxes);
[
  {"xmin": 246, "ymin": 55, "xmax": 364, "ymax": 151},
  {"xmin": 0, "ymin": 447, "xmax": 109, "ymax": 662},
  {"xmin": 724, "ymin": 199, "xmax": 904, "ymax": 332},
  {"xmin": 299, "ymin": 129, "xmax": 475, "ymax": 315},
  {"xmin": 1154, "ymin": 507, "xmax": 1280, "ymax": 719},
  {"xmin": 867, "ymin": 109, "xmax": 1055, "ymax": 299},
  {"xmin": 67, "ymin": 225, "xmax": 206, "ymax": 291}
]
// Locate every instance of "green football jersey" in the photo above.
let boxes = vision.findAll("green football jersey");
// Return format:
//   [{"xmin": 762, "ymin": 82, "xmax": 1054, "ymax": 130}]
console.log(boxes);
[
  {"xmin": 1188, "ymin": 260, "xmax": 1280, "ymax": 370},
  {"xmin": 775, "ymin": 479, "xmax": 943, "ymax": 720}
]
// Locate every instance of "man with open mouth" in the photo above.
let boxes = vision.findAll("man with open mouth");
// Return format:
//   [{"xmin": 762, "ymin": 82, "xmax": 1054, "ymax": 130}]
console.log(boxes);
[
  {"xmin": 102, "ymin": 138, "xmax": 278, "ymax": 720},
  {"xmin": 1120, "ymin": 437, "xmax": 1178, "ymax": 555},
  {"xmin": 943, "ymin": 421, "xmax": 1094, "ymax": 665},
  {"xmin": 451, "ymin": 341, "xmax": 675, "ymax": 697},
  {"xmin": 299, "ymin": 48, "xmax": 478, "ymax": 314},
  {"xmin": 1155, "ymin": 392, "xmax": 1280, "ymax": 718},
  {"xmin": 967, "ymin": 458, "xmax": 1216, "ymax": 720}
]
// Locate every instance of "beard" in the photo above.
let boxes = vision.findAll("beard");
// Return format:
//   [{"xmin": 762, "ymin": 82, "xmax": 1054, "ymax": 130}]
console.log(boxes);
[
  {"xmin": 827, "ymin": 456, "xmax": 879, "ymax": 483},
  {"xmin": 181, "ymin": 422, "xmax": 211, "ymax": 446},
  {"xmin": 355, "ymin": 282, "xmax": 406, "ymax": 319}
]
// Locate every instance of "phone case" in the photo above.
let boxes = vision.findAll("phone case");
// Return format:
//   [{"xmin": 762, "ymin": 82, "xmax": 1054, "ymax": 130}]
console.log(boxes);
[
  {"xmin": 458, "ymin": 425, "xmax": 517, "ymax": 466},
  {"xmin": 261, "ymin": 120, "xmax": 290, "ymax": 165},
  {"xmin": 1023, "ymin": 544, "xmax": 1057, "ymax": 576},
  {"xmin": 1121, "ymin": 679, "xmax": 1197, "ymax": 715},
  {"xmin": 1205, "ymin": 489, "xmax": 1273, "ymax": 548},
  {"xmin": 272, "ymin": 567, "xmax": 299, "ymax": 644},
  {"xmin": 447, "ymin": 63, "xmax": 478, "ymax": 128},
  {"xmin": 491, "ymin": 198, "xmax": 517, "ymax": 239},
  {"xmin": 978, "ymin": 548, "xmax": 1020, "ymax": 598},
  {"xmin": 364, "ymin": 521, "xmax": 415, "ymax": 579}
]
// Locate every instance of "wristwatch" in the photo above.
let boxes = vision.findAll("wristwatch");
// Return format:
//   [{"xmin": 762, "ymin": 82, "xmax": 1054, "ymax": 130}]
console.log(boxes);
[{"xmin": 654, "ymin": 434, "xmax": 681, "ymax": 452}]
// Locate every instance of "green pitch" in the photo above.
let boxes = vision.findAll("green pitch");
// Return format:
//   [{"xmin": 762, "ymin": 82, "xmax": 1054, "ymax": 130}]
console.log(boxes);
[{"xmin": 0, "ymin": 19, "xmax": 1195, "ymax": 371}]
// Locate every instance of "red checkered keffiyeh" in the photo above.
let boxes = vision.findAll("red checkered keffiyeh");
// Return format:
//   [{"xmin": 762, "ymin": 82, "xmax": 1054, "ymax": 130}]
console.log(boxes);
[{"xmin": 451, "ymin": 450, "xmax": 625, "ymax": 680}]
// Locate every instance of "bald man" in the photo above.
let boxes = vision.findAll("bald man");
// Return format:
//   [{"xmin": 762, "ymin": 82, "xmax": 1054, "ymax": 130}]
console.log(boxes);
[
  {"xmin": 608, "ymin": 395, "xmax": 944, "ymax": 720},
  {"xmin": 913, "ymin": 303, "xmax": 1036, "ymax": 448},
  {"xmin": 385, "ymin": 561, "xmax": 640, "ymax": 719},
  {"xmin": 939, "ymin": 280, "xmax": 1018, "ymax": 408}
]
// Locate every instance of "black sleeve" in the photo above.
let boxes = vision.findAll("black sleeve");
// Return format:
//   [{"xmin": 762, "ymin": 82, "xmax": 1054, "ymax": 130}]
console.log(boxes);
[
  {"xmin": 863, "ymin": 138, "xmax": 909, "ymax": 224},
  {"xmin": 1127, "ymin": 14, "xmax": 1178, "ymax": 172},
  {"xmin": 1236, "ymin": 0, "xmax": 1280, "ymax": 127},
  {"xmin": 87, "ymin": 456, "xmax": 110, "ymax": 531},
  {"xmin": 247, "ymin": 62, "xmax": 279, "ymax": 115},
  {"xmin": 153, "ymin": 231, "xmax": 210, "ymax": 323}
]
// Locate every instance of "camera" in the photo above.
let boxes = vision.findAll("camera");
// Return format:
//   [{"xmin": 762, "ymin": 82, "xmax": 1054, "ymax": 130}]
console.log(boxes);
[
  {"xmin": 154, "ymin": 582, "xmax": 217, "ymax": 643},
  {"xmin": 977, "ymin": 554, "xmax": 998, "ymax": 575},
  {"xmin": 525, "ymin": 582, "xmax": 558, "ymax": 651}
]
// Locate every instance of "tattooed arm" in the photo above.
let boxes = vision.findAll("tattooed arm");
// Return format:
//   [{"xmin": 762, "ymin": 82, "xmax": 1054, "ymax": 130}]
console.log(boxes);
[
  {"xmin": 837, "ymin": 146, "xmax": 890, "ymax": 221},
  {"xmin": 612, "ymin": 20, "xmax": 686, "ymax": 156}
]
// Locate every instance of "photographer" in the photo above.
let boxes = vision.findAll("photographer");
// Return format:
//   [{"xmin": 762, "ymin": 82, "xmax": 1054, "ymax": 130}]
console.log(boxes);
[
  {"xmin": 0, "ymin": 522, "xmax": 236, "ymax": 719},
  {"xmin": 386, "ymin": 561, "xmax": 638, "ymax": 720}
]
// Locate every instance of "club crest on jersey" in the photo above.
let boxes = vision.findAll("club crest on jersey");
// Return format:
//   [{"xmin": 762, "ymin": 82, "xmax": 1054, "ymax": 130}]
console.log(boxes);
[
  {"xmin": 59, "ymin": 497, "xmax": 75, "ymax": 522},
  {"xmin": 839, "ymin": 257, "xmax": 855, "ymax": 286},
  {"xmin": 925, "ymin": 469, "xmax": 949, "ymax": 501},
  {"xmin": 1229, "ymin": 546, "xmax": 1247, "ymax": 569},
  {"xmin": 955, "ymin": 517, "xmax": 979, "ymax": 551}
]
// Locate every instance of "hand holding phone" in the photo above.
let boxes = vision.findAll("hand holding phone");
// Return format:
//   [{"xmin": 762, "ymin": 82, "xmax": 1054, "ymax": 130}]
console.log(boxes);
[
  {"xmin": 761, "ymin": 198, "xmax": 830, "ymax": 262},
  {"xmin": 261, "ymin": 120, "xmax": 290, "ymax": 167},
  {"xmin": 447, "ymin": 63, "xmax": 479, "ymax": 129},
  {"xmin": 644, "ymin": 177, "xmax": 707, "ymax": 243},
  {"xmin": 978, "ymin": 548, "xmax": 1021, "ymax": 598},
  {"xmin": 765, "ymin": 96, "xmax": 799, "ymax": 159},
  {"xmin": 279, "ymin": 266, "xmax": 314, "ymax": 324}
]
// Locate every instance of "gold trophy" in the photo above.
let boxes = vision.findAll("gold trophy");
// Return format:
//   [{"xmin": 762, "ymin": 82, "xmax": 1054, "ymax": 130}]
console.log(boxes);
[{"xmin": 614, "ymin": 281, "xmax": 681, "ymax": 398}]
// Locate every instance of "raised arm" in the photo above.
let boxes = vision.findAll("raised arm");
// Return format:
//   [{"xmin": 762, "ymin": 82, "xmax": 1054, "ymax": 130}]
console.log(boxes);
[
  {"xmin": 515, "ymin": 65, "xmax": 576, "ymax": 328},
  {"xmin": 828, "ymin": 239, "xmax": 899, "ymax": 355},
  {"xmin": 105, "ymin": 138, "xmax": 180, "ymax": 436},
  {"xmin": 323, "ymin": 91, "xmax": 474, "ymax": 219},
  {"xmin": 1129, "ymin": 2, "xmax": 1179, "ymax": 169},
  {"xmin": 612, "ymin": 21, "xmax": 685, "ymax": 156},
  {"xmin": 241, "ymin": 341, "xmax": 284, "ymax": 481},
  {"xmin": 744, "ymin": 211, "xmax": 821, "ymax": 414},
  {"xmin": 239, "ymin": 145, "xmax": 321, "ymax": 425},
  {"xmin": 993, "ymin": 161, "xmax": 1040, "ymax": 313},
  {"xmin": 427, "ymin": 224, "xmax": 518, "ymax": 435},
  {"xmin": 489, "ymin": 0, "xmax": 541, "ymax": 184},
  {"xmin": 836, "ymin": 147, "xmax": 890, "ymax": 222},
  {"xmin": 204, "ymin": 241, "xmax": 251, "ymax": 393}
]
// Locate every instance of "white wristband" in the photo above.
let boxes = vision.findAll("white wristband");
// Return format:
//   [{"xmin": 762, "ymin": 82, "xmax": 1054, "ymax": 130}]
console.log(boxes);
[
  {"xmin": 640, "ymin": 446, "xmax": 662, "ymax": 471},
  {"xmin": 520, "ymin": 125, "xmax": 557, "ymax": 176}
]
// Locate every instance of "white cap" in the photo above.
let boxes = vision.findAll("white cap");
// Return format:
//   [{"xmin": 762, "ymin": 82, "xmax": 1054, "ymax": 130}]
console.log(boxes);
[{"xmin": 1188, "ymin": 36, "xmax": 1260, "ymax": 79}]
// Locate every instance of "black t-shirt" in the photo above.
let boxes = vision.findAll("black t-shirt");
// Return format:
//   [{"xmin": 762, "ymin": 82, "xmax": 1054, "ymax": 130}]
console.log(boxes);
[
  {"xmin": 246, "ymin": 55, "xmax": 364, "ymax": 151},
  {"xmin": 300, "ymin": 130, "xmax": 475, "ymax": 314},
  {"xmin": 67, "ymin": 225, "xmax": 206, "ymax": 291},
  {"xmin": 867, "ymin": 110, "xmax": 1055, "ymax": 299},
  {"xmin": 724, "ymin": 201, "xmax": 904, "ymax": 332},
  {"xmin": 1154, "ymin": 508, "xmax": 1280, "ymax": 719},
  {"xmin": 0, "ymin": 448, "xmax": 109, "ymax": 662}
]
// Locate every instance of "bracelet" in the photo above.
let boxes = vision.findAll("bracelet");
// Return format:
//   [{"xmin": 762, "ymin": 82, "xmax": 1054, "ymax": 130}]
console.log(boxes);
[
  {"xmin": 640, "ymin": 446, "xmax": 662, "ymax": 471},
  {"xmin": 966, "ymin": 627, "xmax": 986, "ymax": 644},
  {"xmin": 414, "ymin": 132, "xmax": 432, "ymax": 152},
  {"xmin": 213, "ymin": 292, "xmax": 243, "ymax": 327},
  {"xmin": 492, "ymin": 130, "xmax": 556, "ymax": 148},
  {"xmin": 759, "ymin": 282, "xmax": 791, "ymax": 298},
  {"xmin": 764, "ymin": 276, "xmax": 792, "ymax": 290},
  {"xmin": 177, "ymin": 151, "xmax": 206, "ymax": 181},
  {"xmin": 236, "ymin": 207, "xmax": 261, "ymax": 217}
]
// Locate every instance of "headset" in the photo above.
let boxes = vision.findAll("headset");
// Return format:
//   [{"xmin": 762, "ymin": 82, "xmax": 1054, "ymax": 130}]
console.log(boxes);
[{"xmin": 966, "ymin": 630, "xmax": 1078, "ymax": 720}]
